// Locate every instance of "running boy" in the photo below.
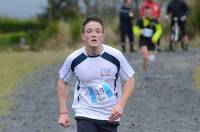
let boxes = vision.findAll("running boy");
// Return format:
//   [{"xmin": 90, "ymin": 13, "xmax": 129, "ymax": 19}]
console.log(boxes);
[
  {"xmin": 57, "ymin": 15, "xmax": 135, "ymax": 132},
  {"xmin": 134, "ymin": 6, "xmax": 162, "ymax": 79}
]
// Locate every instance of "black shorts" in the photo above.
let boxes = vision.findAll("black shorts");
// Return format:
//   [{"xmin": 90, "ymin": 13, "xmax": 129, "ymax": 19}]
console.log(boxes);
[
  {"xmin": 75, "ymin": 116, "xmax": 119, "ymax": 132},
  {"xmin": 139, "ymin": 36, "xmax": 156, "ymax": 51}
]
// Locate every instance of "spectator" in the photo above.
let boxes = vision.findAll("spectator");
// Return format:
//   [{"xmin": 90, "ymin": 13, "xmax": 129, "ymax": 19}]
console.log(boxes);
[
  {"xmin": 119, "ymin": 0, "xmax": 136, "ymax": 52},
  {"xmin": 165, "ymin": 0, "xmax": 190, "ymax": 50}
]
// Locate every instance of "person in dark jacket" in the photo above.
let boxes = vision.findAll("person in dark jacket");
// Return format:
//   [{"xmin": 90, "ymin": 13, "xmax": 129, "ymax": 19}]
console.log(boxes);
[
  {"xmin": 165, "ymin": 0, "xmax": 190, "ymax": 49},
  {"xmin": 119, "ymin": 0, "xmax": 135, "ymax": 52}
]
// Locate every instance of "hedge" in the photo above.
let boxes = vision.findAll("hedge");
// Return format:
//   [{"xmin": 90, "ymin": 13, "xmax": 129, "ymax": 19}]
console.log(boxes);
[
  {"xmin": 0, "ymin": 18, "xmax": 45, "ymax": 33},
  {"xmin": 0, "ymin": 32, "xmax": 30, "ymax": 46}
]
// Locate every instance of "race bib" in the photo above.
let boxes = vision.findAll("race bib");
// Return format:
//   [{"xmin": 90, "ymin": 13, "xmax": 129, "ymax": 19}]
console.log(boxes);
[
  {"xmin": 87, "ymin": 82, "xmax": 114, "ymax": 104},
  {"xmin": 142, "ymin": 28, "xmax": 153, "ymax": 37}
]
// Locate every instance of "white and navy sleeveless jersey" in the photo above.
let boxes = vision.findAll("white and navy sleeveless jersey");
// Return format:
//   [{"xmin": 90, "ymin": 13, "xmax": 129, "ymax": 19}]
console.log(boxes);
[{"xmin": 59, "ymin": 44, "xmax": 135, "ymax": 120}]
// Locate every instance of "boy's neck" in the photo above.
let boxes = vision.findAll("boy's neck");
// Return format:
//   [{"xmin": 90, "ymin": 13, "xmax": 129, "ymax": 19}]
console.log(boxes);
[
  {"xmin": 85, "ymin": 45, "xmax": 103, "ymax": 56},
  {"xmin": 144, "ymin": 16, "xmax": 152, "ymax": 20}
]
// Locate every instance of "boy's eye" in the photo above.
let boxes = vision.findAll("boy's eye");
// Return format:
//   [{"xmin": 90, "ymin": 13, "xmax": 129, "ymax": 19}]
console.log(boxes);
[
  {"xmin": 96, "ymin": 29, "xmax": 102, "ymax": 33},
  {"xmin": 86, "ymin": 29, "xmax": 92, "ymax": 33},
  {"xmin": 85, "ymin": 28, "xmax": 102, "ymax": 33}
]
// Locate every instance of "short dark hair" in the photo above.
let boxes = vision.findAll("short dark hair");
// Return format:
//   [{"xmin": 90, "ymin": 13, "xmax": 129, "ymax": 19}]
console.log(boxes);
[
  {"xmin": 82, "ymin": 15, "xmax": 104, "ymax": 33},
  {"xmin": 124, "ymin": 0, "xmax": 128, "ymax": 3},
  {"xmin": 145, "ymin": 6, "xmax": 151, "ymax": 10}
]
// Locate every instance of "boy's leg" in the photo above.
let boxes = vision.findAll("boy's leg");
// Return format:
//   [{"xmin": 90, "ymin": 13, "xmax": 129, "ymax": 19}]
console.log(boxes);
[
  {"xmin": 148, "ymin": 51, "xmax": 157, "ymax": 74},
  {"xmin": 147, "ymin": 41, "xmax": 157, "ymax": 76},
  {"xmin": 140, "ymin": 46, "xmax": 149, "ymax": 73},
  {"xmin": 75, "ymin": 117, "xmax": 98, "ymax": 132},
  {"xmin": 139, "ymin": 38, "xmax": 152, "ymax": 79},
  {"xmin": 141, "ymin": 46, "xmax": 151, "ymax": 80}
]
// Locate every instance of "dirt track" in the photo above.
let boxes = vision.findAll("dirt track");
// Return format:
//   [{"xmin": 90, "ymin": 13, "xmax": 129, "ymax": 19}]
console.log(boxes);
[{"xmin": 1, "ymin": 48, "xmax": 200, "ymax": 132}]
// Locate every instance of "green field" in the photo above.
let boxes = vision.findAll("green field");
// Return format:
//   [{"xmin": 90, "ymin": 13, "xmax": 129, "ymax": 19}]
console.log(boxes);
[{"xmin": 0, "ymin": 50, "xmax": 67, "ymax": 115}]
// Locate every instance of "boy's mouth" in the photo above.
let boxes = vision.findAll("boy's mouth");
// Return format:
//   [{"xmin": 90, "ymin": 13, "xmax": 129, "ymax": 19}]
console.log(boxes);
[{"xmin": 91, "ymin": 39, "xmax": 97, "ymax": 42}]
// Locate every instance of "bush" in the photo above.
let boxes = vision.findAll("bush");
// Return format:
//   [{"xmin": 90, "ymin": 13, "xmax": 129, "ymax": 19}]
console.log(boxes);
[
  {"xmin": 68, "ymin": 16, "xmax": 83, "ymax": 42},
  {"xmin": 160, "ymin": 19, "xmax": 170, "ymax": 36},
  {"xmin": 34, "ymin": 21, "xmax": 59, "ymax": 48},
  {"xmin": 0, "ymin": 32, "xmax": 30, "ymax": 46},
  {"xmin": 188, "ymin": 0, "xmax": 200, "ymax": 33},
  {"xmin": 0, "ymin": 18, "xmax": 45, "ymax": 33}
]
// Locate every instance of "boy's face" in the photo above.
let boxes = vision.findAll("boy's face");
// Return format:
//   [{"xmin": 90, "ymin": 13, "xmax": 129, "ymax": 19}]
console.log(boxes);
[
  {"xmin": 125, "ymin": 0, "xmax": 133, "ymax": 7},
  {"xmin": 144, "ymin": 8, "xmax": 152, "ymax": 18},
  {"xmin": 126, "ymin": 0, "xmax": 133, "ymax": 5},
  {"xmin": 82, "ymin": 21, "xmax": 103, "ymax": 48}
]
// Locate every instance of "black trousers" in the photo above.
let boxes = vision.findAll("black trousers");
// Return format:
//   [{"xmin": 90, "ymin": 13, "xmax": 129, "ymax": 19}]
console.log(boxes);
[
  {"xmin": 120, "ymin": 28, "xmax": 134, "ymax": 45},
  {"xmin": 75, "ymin": 116, "xmax": 119, "ymax": 132}
]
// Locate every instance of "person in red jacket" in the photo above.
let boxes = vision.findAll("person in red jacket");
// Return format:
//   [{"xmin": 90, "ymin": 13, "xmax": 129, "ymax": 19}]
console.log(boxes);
[{"xmin": 139, "ymin": 0, "xmax": 162, "ymax": 51}]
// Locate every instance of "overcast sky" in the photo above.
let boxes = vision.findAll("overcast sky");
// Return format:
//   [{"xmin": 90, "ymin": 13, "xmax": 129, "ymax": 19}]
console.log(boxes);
[{"xmin": 0, "ymin": 0, "xmax": 47, "ymax": 19}]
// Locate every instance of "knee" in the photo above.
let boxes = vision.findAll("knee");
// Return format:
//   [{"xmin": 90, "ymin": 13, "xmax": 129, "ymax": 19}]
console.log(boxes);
[
  {"xmin": 143, "ymin": 54, "xmax": 149, "ymax": 60},
  {"xmin": 148, "ymin": 55, "xmax": 156, "ymax": 62}
]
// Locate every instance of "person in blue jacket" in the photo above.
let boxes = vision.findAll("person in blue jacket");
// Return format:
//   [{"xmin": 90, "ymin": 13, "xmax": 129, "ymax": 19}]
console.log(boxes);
[{"xmin": 119, "ymin": 0, "xmax": 135, "ymax": 52}]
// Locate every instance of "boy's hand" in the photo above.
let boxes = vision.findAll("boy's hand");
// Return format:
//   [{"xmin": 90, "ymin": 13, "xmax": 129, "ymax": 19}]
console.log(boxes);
[
  {"xmin": 58, "ymin": 113, "xmax": 71, "ymax": 128},
  {"xmin": 109, "ymin": 104, "xmax": 124, "ymax": 122}
]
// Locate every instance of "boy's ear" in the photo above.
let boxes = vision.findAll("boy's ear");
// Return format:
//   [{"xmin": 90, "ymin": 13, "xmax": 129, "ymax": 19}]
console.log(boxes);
[{"xmin": 81, "ymin": 33, "xmax": 84, "ymax": 41}]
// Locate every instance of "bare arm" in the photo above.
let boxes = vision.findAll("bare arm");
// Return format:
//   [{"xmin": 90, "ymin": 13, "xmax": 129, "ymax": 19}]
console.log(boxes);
[
  {"xmin": 109, "ymin": 77, "xmax": 135, "ymax": 122},
  {"xmin": 118, "ymin": 78, "xmax": 135, "ymax": 108},
  {"xmin": 57, "ymin": 79, "xmax": 71, "ymax": 128}
]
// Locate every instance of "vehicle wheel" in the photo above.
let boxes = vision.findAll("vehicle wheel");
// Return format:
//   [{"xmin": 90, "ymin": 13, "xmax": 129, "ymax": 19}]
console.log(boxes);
[{"xmin": 169, "ymin": 33, "xmax": 176, "ymax": 51}]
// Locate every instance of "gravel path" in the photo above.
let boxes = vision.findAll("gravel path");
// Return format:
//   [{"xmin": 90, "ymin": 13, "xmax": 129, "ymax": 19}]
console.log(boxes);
[{"xmin": 1, "ymin": 48, "xmax": 200, "ymax": 132}]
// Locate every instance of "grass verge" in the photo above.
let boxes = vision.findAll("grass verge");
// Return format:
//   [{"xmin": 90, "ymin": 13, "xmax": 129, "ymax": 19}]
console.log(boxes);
[
  {"xmin": 193, "ymin": 65, "xmax": 200, "ymax": 91},
  {"xmin": 0, "ymin": 50, "xmax": 68, "ymax": 115}
]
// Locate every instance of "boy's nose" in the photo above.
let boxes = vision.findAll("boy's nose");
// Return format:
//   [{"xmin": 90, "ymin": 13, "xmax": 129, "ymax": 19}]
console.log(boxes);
[{"xmin": 91, "ymin": 32, "xmax": 97, "ymax": 36}]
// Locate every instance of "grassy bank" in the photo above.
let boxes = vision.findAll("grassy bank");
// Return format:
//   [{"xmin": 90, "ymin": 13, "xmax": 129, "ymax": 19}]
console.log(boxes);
[
  {"xmin": 194, "ymin": 65, "xmax": 200, "ymax": 91},
  {"xmin": 0, "ymin": 50, "xmax": 68, "ymax": 115}
]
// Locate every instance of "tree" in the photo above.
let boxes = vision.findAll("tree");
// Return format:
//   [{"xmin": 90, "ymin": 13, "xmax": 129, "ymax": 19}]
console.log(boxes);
[{"xmin": 47, "ymin": 0, "xmax": 80, "ymax": 21}]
